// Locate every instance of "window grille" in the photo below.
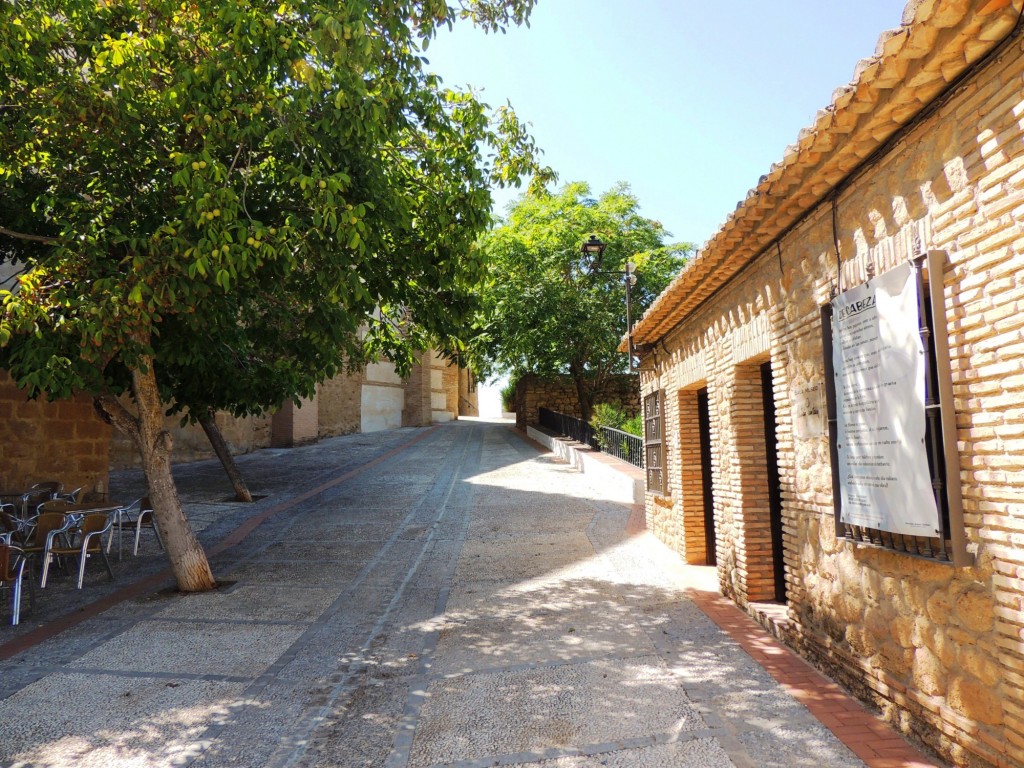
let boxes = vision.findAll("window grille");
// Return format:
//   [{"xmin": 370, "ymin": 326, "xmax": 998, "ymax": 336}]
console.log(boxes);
[{"xmin": 644, "ymin": 390, "xmax": 665, "ymax": 494}]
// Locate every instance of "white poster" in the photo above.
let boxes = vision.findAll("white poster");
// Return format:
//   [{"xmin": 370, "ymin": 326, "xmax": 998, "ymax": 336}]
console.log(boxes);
[{"xmin": 832, "ymin": 261, "xmax": 940, "ymax": 537}]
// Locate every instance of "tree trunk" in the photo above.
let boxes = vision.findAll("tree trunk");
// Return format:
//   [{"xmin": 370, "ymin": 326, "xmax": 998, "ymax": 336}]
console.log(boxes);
[
  {"xmin": 570, "ymin": 364, "xmax": 594, "ymax": 424},
  {"xmin": 96, "ymin": 356, "xmax": 217, "ymax": 593},
  {"xmin": 199, "ymin": 409, "xmax": 253, "ymax": 503}
]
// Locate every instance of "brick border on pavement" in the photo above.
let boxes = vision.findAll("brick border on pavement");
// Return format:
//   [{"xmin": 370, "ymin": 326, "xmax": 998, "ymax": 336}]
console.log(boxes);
[{"xmin": 687, "ymin": 587, "xmax": 943, "ymax": 768}]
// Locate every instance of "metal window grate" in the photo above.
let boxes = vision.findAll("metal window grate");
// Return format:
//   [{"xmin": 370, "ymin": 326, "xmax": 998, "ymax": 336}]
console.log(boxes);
[{"xmin": 644, "ymin": 391, "xmax": 665, "ymax": 494}]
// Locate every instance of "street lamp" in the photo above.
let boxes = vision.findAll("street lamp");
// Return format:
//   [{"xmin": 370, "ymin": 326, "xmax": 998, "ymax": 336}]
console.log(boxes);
[
  {"xmin": 581, "ymin": 235, "xmax": 606, "ymax": 261},
  {"xmin": 581, "ymin": 236, "xmax": 640, "ymax": 371}
]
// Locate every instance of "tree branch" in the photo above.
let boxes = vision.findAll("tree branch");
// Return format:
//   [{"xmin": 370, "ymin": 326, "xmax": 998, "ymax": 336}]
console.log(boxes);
[
  {"xmin": 94, "ymin": 394, "xmax": 142, "ymax": 451},
  {"xmin": 0, "ymin": 226, "xmax": 59, "ymax": 244}
]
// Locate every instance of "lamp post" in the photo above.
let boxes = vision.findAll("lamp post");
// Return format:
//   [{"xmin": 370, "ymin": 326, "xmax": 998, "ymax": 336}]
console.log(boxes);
[{"xmin": 581, "ymin": 235, "xmax": 639, "ymax": 370}]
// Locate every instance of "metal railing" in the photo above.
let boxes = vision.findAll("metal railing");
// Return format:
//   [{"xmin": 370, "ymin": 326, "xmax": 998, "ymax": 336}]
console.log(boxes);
[
  {"xmin": 539, "ymin": 407, "xmax": 597, "ymax": 450},
  {"xmin": 538, "ymin": 408, "xmax": 644, "ymax": 468},
  {"xmin": 597, "ymin": 425, "xmax": 644, "ymax": 468}
]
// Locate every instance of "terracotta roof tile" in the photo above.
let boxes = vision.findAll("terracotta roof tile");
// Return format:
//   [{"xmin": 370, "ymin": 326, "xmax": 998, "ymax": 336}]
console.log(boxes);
[{"xmin": 629, "ymin": 0, "xmax": 1024, "ymax": 349}]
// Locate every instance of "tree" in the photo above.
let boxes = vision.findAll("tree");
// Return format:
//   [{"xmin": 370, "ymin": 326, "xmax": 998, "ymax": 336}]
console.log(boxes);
[
  {"xmin": 475, "ymin": 182, "xmax": 691, "ymax": 422},
  {"xmin": 0, "ymin": 0, "xmax": 549, "ymax": 592}
]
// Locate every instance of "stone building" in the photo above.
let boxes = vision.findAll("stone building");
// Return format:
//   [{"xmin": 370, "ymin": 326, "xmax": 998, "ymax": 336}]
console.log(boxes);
[
  {"xmin": 106, "ymin": 349, "xmax": 475, "ymax": 468},
  {"xmin": 1, "ymin": 349, "xmax": 474, "ymax": 487},
  {"xmin": 631, "ymin": 3, "xmax": 1024, "ymax": 766}
]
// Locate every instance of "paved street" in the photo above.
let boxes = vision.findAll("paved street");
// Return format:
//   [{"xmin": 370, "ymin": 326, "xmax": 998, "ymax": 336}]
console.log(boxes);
[{"xmin": 0, "ymin": 419, "xmax": 937, "ymax": 767}]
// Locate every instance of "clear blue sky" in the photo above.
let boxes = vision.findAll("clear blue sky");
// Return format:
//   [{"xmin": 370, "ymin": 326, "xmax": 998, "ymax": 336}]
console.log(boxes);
[{"xmin": 424, "ymin": 1, "xmax": 909, "ymax": 247}]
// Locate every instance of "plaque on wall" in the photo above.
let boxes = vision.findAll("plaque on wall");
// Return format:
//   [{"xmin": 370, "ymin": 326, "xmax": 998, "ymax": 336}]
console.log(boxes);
[
  {"xmin": 793, "ymin": 383, "xmax": 824, "ymax": 439},
  {"xmin": 832, "ymin": 261, "xmax": 941, "ymax": 537}
]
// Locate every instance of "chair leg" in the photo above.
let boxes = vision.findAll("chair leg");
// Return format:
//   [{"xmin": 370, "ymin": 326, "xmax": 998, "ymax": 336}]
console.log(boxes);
[
  {"xmin": 101, "ymin": 547, "xmax": 114, "ymax": 581},
  {"xmin": 134, "ymin": 512, "xmax": 164, "ymax": 555},
  {"xmin": 106, "ymin": 509, "xmax": 126, "ymax": 560},
  {"xmin": 76, "ymin": 549, "xmax": 87, "ymax": 589},
  {"xmin": 11, "ymin": 570, "xmax": 22, "ymax": 626},
  {"xmin": 78, "ymin": 543, "xmax": 115, "ymax": 588},
  {"xmin": 40, "ymin": 552, "xmax": 53, "ymax": 589},
  {"xmin": 21, "ymin": 558, "xmax": 35, "ymax": 616}
]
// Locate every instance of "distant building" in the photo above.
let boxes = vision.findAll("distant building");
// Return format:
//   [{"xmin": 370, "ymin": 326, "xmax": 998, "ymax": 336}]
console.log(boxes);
[{"xmin": 0, "ymin": 350, "xmax": 476, "ymax": 490}]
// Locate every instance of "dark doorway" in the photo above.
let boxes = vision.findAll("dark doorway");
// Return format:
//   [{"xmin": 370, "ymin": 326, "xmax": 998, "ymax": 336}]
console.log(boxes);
[
  {"xmin": 760, "ymin": 362, "xmax": 787, "ymax": 602},
  {"xmin": 697, "ymin": 388, "xmax": 717, "ymax": 566}
]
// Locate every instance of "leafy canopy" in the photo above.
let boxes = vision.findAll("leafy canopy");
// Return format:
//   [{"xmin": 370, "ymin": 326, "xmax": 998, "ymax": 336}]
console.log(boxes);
[
  {"xmin": 0, "ymin": 0, "xmax": 550, "ymax": 417},
  {"xmin": 474, "ymin": 182, "xmax": 691, "ymax": 414}
]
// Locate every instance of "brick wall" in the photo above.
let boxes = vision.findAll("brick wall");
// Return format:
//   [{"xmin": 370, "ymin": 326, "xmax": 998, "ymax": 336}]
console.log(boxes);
[
  {"xmin": 403, "ymin": 351, "xmax": 431, "ymax": 427},
  {"xmin": 513, "ymin": 373, "xmax": 640, "ymax": 430},
  {"xmin": 443, "ymin": 358, "xmax": 459, "ymax": 418},
  {"xmin": 641, "ymin": 32, "xmax": 1024, "ymax": 768},
  {"xmin": 0, "ymin": 371, "xmax": 111, "ymax": 494}
]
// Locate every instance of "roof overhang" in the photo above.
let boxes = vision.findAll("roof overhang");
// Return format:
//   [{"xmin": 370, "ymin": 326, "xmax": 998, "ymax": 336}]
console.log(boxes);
[{"xmin": 629, "ymin": 0, "xmax": 1024, "ymax": 352}]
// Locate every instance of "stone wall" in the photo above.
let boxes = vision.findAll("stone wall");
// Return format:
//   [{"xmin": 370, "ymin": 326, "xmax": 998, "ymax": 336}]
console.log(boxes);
[
  {"xmin": 514, "ymin": 373, "xmax": 640, "ymax": 430},
  {"xmin": 271, "ymin": 395, "xmax": 318, "ymax": 447},
  {"xmin": 318, "ymin": 369, "xmax": 362, "ymax": 438},
  {"xmin": 640, "ymin": 32, "xmax": 1024, "ymax": 768},
  {"xmin": 428, "ymin": 352, "xmax": 456, "ymax": 423},
  {"xmin": 360, "ymin": 360, "xmax": 407, "ymax": 433},
  {"xmin": 110, "ymin": 407, "xmax": 271, "ymax": 470},
  {"xmin": 50, "ymin": 349, "xmax": 470, "ymax": 476},
  {"xmin": 0, "ymin": 371, "xmax": 111, "ymax": 494}
]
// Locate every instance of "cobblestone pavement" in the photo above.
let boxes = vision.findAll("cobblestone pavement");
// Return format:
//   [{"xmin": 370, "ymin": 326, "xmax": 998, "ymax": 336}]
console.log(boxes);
[{"xmin": 0, "ymin": 419, "xmax": 937, "ymax": 767}]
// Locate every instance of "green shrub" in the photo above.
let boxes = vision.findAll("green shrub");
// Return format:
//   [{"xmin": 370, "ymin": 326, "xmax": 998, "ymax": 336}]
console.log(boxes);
[
  {"xmin": 620, "ymin": 413, "xmax": 642, "ymax": 438},
  {"xmin": 500, "ymin": 373, "xmax": 522, "ymax": 412},
  {"xmin": 590, "ymin": 403, "xmax": 642, "ymax": 460},
  {"xmin": 589, "ymin": 403, "xmax": 627, "ymax": 433}
]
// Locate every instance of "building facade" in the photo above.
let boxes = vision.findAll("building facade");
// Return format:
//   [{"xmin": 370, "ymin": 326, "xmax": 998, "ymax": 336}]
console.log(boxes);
[
  {"xmin": 632, "ymin": 4, "xmax": 1024, "ymax": 766},
  {"xmin": 0, "ymin": 350, "xmax": 474, "ymax": 489},
  {"xmin": 110, "ymin": 349, "xmax": 474, "ymax": 465}
]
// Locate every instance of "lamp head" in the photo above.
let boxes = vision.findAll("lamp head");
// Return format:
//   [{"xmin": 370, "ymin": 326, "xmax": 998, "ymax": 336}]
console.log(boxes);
[{"xmin": 581, "ymin": 235, "xmax": 606, "ymax": 259}]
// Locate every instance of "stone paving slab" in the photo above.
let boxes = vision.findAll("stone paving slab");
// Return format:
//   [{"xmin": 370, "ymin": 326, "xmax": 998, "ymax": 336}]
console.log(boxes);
[
  {"xmin": 407, "ymin": 656, "xmax": 706, "ymax": 767},
  {"xmin": 505, "ymin": 739, "xmax": 736, "ymax": 768},
  {"xmin": 0, "ymin": 672, "xmax": 249, "ymax": 767},
  {"xmin": 430, "ymin": 605, "xmax": 655, "ymax": 675}
]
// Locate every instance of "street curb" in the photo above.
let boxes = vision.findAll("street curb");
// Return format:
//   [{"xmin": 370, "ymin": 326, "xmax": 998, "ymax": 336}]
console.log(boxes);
[{"xmin": 526, "ymin": 423, "xmax": 644, "ymax": 505}]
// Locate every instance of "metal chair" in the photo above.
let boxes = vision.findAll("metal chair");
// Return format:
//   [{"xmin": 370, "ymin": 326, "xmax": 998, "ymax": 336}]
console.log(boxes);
[
  {"xmin": 55, "ymin": 487, "xmax": 85, "ymax": 503},
  {"xmin": 0, "ymin": 505, "xmax": 25, "ymax": 545},
  {"xmin": 0, "ymin": 539, "xmax": 32, "ymax": 625},
  {"xmin": 16, "ymin": 489, "xmax": 52, "ymax": 521},
  {"xmin": 108, "ymin": 497, "xmax": 164, "ymax": 558},
  {"xmin": 35, "ymin": 499, "xmax": 74, "ymax": 517},
  {"xmin": 41, "ymin": 512, "xmax": 114, "ymax": 589},
  {"xmin": 22, "ymin": 512, "xmax": 76, "ymax": 584},
  {"xmin": 27, "ymin": 481, "xmax": 62, "ymax": 500}
]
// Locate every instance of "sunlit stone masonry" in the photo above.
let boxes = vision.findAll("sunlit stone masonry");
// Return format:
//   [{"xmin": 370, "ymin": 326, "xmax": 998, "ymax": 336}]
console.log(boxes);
[{"xmin": 630, "ymin": 2, "xmax": 1024, "ymax": 766}]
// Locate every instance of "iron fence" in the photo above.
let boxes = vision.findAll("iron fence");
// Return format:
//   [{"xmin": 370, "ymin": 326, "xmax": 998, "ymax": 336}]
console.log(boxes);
[
  {"xmin": 538, "ymin": 408, "xmax": 644, "ymax": 468},
  {"xmin": 539, "ymin": 407, "xmax": 597, "ymax": 450},
  {"xmin": 598, "ymin": 425, "xmax": 644, "ymax": 468}
]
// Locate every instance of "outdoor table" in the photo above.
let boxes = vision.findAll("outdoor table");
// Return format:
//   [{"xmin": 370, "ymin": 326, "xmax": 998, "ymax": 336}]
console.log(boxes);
[{"xmin": 56, "ymin": 502, "xmax": 133, "ymax": 560}]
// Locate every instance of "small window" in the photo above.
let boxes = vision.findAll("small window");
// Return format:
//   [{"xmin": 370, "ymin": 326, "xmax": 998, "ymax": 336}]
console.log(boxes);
[{"xmin": 644, "ymin": 390, "xmax": 665, "ymax": 494}]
